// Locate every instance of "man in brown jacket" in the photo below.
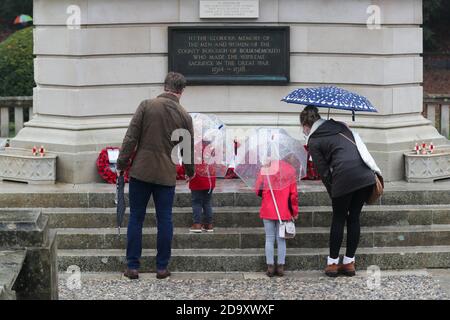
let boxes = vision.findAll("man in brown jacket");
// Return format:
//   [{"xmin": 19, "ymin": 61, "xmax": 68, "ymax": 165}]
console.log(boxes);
[{"xmin": 117, "ymin": 72, "xmax": 194, "ymax": 280}]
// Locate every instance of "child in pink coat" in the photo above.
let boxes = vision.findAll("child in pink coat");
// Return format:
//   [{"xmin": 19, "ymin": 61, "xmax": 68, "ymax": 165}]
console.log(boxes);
[{"xmin": 255, "ymin": 159, "xmax": 299, "ymax": 277}]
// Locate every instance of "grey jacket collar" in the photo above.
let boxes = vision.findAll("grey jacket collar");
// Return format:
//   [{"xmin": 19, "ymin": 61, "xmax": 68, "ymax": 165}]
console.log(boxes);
[{"xmin": 305, "ymin": 118, "xmax": 326, "ymax": 145}]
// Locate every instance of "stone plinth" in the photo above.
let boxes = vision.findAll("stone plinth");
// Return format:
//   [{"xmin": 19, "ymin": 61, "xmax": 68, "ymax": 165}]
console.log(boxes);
[
  {"xmin": 12, "ymin": 0, "xmax": 448, "ymax": 182},
  {"xmin": 0, "ymin": 250, "xmax": 26, "ymax": 300},
  {"xmin": 404, "ymin": 149, "xmax": 450, "ymax": 182},
  {"xmin": 0, "ymin": 209, "xmax": 58, "ymax": 300},
  {"xmin": 0, "ymin": 148, "xmax": 57, "ymax": 184}
]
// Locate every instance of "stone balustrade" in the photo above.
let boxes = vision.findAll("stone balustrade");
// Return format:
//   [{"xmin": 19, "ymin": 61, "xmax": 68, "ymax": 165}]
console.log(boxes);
[
  {"xmin": 0, "ymin": 97, "xmax": 33, "ymax": 138},
  {"xmin": 424, "ymin": 95, "xmax": 450, "ymax": 138}
]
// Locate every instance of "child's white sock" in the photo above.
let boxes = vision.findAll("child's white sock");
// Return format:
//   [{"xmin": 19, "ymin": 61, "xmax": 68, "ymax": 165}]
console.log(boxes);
[
  {"xmin": 343, "ymin": 256, "xmax": 355, "ymax": 264},
  {"xmin": 327, "ymin": 256, "xmax": 340, "ymax": 265}
]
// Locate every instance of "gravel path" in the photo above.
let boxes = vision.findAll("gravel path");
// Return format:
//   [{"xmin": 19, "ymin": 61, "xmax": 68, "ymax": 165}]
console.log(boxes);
[{"xmin": 59, "ymin": 271, "xmax": 448, "ymax": 300}]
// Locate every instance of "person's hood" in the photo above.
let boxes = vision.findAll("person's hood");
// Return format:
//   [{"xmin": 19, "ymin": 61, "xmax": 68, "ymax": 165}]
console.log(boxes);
[
  {"xmin": 306, "ymin": 119, "xmax": 346, "ymax": 144},
  {"xmin": 305, "ymin": 118, "xmax": 325, "ymax": 145}
]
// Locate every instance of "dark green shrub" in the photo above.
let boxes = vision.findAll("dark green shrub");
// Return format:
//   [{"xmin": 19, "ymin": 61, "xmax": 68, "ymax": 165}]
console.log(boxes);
[
  {"xmin": 0, "ymin": 27, "xmax": 34, "ymax": 97},
  {"xmin": 0, "ymin": 0, "xmax": 33, "ymax": 27},
  {"xmin": 424, "ymin": 0, "xmax": 443, "ymax": 51},
  {"xmin": 424, "ymin": 0, "xmax": 450, "ymax": 52}
]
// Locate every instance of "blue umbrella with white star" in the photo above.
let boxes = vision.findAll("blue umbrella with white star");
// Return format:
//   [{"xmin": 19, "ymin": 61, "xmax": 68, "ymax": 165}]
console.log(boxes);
[{"xmin": 281, "ymin": 86, "xmax": 377, "ymax": 121}]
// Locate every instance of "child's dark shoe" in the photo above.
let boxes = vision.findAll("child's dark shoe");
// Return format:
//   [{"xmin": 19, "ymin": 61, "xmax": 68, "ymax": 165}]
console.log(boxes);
[
  {"xmin": 266, "ymin": 264, "xmax": 276, "ymax": 277},
  {"xmin": 203, "ymin": 224, "xmax": 214, "ymax": 232},
  {"xmin": 190, "ymin": 224, "xmax": 203, "ymax": 233},
  {"xmin": 276, "ymin": 264, "xmax": 285, "ymax": 277}
]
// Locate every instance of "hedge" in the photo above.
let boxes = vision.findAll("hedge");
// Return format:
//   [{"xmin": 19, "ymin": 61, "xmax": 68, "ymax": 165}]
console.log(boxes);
[
  {"xmin": 0, "ymin": 27, "xmax": 34, "ymax": 97},
  {"xmin": 0, "ymin": 0, "xmax": 33, "ymax": 27}
]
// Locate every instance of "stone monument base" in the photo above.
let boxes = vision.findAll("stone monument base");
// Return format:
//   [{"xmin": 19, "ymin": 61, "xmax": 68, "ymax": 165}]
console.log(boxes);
[
  {"xmin": 12, "ymin": 111, "xmax": 449, "ymax": 183},
  {"xmin": 0, "ymin": 250, "xmax": 26, "ymax": 300},
  {"xmin": 0, "ymin": 209, "xmax": 58, "ymax": 300}
]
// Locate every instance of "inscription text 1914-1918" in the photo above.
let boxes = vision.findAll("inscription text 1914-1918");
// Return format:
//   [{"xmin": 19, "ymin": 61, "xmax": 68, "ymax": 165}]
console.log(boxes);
[{"xmin": 168, "ymin": 27, "xmax": 290, "ymax": 85}]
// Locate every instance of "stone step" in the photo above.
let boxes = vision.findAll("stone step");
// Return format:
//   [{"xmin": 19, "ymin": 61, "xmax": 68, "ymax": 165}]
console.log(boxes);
[
  {"xmin": 57, "ymin": 246, "xmax": 450, "ymax": 272},
  {"xmin": 55, "ymin": 224, "xmax": 450, "ymax": 250},
  {"xmin": 43, "ymin": 205, "xmax": 450, "ymax": 229},
  {"xmin": 1, "ymin": 180, "xmax": 449, "ymax": 208}
]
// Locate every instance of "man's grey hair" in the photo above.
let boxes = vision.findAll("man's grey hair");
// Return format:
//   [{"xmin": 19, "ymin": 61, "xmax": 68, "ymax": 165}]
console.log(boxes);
[{"xmin": 164, "ymin": 72, "xmax": 187, "ymax": 94}]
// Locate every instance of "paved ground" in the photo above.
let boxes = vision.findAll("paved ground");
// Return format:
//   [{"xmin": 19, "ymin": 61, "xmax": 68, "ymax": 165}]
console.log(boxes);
[{"xmin": 59, "ymin": 269, "xmax": 450, "ymax": 300}]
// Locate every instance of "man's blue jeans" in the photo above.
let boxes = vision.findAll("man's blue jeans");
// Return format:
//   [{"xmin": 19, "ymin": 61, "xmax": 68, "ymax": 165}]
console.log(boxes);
[{"xmin": 127, "ymin": 177, "xmax": 175, "ymax": 271}]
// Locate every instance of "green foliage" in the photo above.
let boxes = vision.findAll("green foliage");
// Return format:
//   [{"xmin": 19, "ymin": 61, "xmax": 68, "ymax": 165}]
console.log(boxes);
[
  {"xmin": 423, "ymin": 0, "xmax": 442, "ymax": 22},
  {"xmin": 423, "ymin": 0, "xmax": 450, "ymax": 52},
  {"xmin": 0, "ymin": 27, "xmax": 35, "ymax": 97},
  {"xmin": 0, "ymin": 0, "xmax": 33, "ymax": 27},
  {"xmin": 423, "ymin": 0, "xmax": 442, "ymax": 50}
]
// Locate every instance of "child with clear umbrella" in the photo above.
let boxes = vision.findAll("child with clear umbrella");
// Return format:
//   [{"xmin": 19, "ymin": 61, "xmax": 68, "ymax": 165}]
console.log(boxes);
[
  {"xmin": 235, "ymin": 128, "xmax": 308, "ymax": 277},
  {"xmin": 188, "ymin": 113, "xmax": 228, "ymax": 233}
]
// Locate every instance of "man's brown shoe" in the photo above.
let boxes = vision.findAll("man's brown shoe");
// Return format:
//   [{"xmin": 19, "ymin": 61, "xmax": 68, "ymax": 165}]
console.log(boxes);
[
  {"xmin": 325, "ymin": 264, "xmax": 339, "ymax": 277},
  {"xmin": 276, "ymin": 264, "xmax": 285, "ymax": 277},
  {"xmin": 339, "ymin": 262, "xmax": 356, "ymax": 277},
  {"xmin": 266, "ymin": 264, "xmax": 276, "ymax": 277},
  {"xmin": 123, "ymin": 268, "xmax": 139, "ymax": 280},
  {"xmin": 156, "ymin": 269, "xmax": 171, "ymax": 279},
  {"xmin": 203, "ymin": 224, "xmax": 214, "ymax": 232},
  {"xmin": 190, "ymin": 224, "xmax": 203, "ymax": 233}
]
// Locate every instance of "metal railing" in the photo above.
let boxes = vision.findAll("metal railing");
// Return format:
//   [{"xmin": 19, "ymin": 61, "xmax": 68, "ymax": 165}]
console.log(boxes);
[
  {"xmin": 423, "ymin": 94, "xmax": 450, "ymax": 139},
  {"xmin": 0, "ymin": 97, "xmax": 33, "ymax": 138}
]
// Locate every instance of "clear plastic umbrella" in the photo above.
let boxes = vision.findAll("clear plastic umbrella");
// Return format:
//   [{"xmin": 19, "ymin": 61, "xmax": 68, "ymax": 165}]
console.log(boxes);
[
  {"xmin": 189, "ymin": 113, "xmax": 228, "ymax": 178},
  {"xmin": 190, "ymin": 113, "xmax": 225, "ymax": 133},
  {"xmin": 234, "ymin": 127, "xmax": 308, "ymax": 191}
]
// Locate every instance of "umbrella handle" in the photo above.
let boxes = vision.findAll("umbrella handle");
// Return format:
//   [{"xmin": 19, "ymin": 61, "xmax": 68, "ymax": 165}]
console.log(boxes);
[
  {"xmin": 114, "ymin": 181, "xmax": 118, "ymax": 205},
  {"xmin": 207, "ymin": 169, "xmax": 212, "ymax": 194}
]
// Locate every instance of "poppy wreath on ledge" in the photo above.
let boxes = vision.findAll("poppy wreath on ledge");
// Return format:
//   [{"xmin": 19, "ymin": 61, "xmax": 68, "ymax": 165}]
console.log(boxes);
[
  {"xmin": 96, "ymin": 147, "xmax": 130, "ymax": 184},
  {"xmin": 225, "ymin": 140, "xmax": 240, "ymax": 179},
  {"xmin": 302, "ymin": 145, "xmax": 320, "ymax": 181},
  {"xmin": 224, "ymin": 167, "xmax": 238, "ymax": 179},
  {"xmin": 176, "ymin": 164, "xmax": 185, "ymax": 180}
]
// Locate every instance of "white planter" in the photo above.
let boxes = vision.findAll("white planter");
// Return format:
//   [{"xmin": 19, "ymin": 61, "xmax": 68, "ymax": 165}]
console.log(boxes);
[
  {"xmin": 404, "ymin": 149, "xmax": 450, "ymax": 183},
  {"xmin": 0, "ymin": 148, "xmax": 57, "ymax": 184}
]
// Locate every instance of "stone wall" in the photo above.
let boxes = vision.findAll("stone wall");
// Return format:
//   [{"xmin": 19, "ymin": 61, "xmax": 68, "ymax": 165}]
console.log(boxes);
[{"xmin": 12, "ymin": 0, "xmax": 448, "ymax": 182}]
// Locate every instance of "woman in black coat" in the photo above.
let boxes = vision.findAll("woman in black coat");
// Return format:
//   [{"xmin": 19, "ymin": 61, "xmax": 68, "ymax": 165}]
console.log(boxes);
[{"xmin": 300, "ymin": 106, "xmax": 376, "ymax": 277}]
